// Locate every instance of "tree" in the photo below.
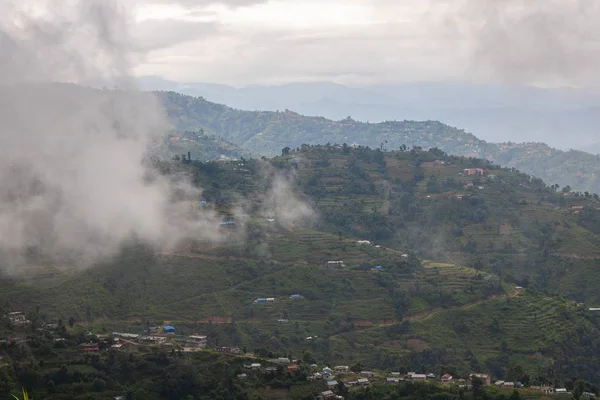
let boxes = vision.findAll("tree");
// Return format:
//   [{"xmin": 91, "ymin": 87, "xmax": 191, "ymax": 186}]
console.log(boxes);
[
  {"xmin": 350, "ymin": 362, "xmax": 364, "ymax": 373},
  {"xmin": 509, "ymin": 389, "xmax": 521, "ymax": 400},
  {"xmin": 281, "ymin": 147, "xmax": 291, "ymax": 156},
  {"xmin": 68, "ymin": 317, "xmax": 75, "ymax": 327},
  {"xmin": 302, "ymin": 351, "xmax": 316, "ymax": 365}
]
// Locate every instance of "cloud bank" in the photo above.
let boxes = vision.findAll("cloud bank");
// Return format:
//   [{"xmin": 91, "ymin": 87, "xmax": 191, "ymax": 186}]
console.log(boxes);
[
  {"xmin": 0, "ymin": 0, "xmax": 227, "ymax": 271},
  {"xmin": 129, "ymin": 0, "xmax": 600, "ymax": 88}
]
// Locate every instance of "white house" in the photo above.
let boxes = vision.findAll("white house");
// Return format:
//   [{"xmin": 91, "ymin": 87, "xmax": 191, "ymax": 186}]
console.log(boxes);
[{"xmin": 186, "ymin": 335, "xmax": 207, "ymax": 348}]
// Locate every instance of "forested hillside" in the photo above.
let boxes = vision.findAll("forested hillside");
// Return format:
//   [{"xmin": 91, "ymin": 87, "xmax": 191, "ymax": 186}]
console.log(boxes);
[
  {"xmin": 2, "ymin": 146, "xmax": 600, "ymax": 399},
  {"xmin": 158, "ymin": 91, "xmax": 600, "ymax": 195}
]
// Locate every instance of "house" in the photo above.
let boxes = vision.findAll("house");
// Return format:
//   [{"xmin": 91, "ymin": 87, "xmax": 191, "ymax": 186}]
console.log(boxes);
[
  {"xmin": 326, "ymin": 380, "xmax": 338, "ymax": 389},
  {"xmin": 185, "ymin": 335, "xmax": 207, "ymax": 348},
  {"xmin": 216, "ymin": 346, "xmax": 241, "ymax": 354},
  {"xmin": 334, "ymin": 366, "xmax": 349, "ymax": 374},
  {"xmin": 503, "ymin": 382, "xmax": 515, "ymax": 388},
  {"xmin": 81, "ymin": 343, "xmax": 99, "ymax": 353},
  {"xmin": 530, "ymin": 386, "xmax": 554, "ymax": 394},
  {"xmin": 287, "ymin": 364, "xmax": 300, "ymax": 373},
  {"xmin": 6, "ymin": 312, "xmax": 29, "ymax": 326},
  {"xmin": 441, "ymin": 374, "xmax": 453, "ymax": 383},
  {"xmin": 426, "ymin": 373, "xmax": 436, "ymax": 379},
  {"xmin": 264, "ymin": 367, "xmax": 277, "ymax": 373},
  {"xmin": 360, "ymin": 371, "xmax": 376, "ymax": 377},
  {"xmin": 164, "ymin": 325, "xmax": 176, "ymax": 334},
  {"xmin": 582, "ymin": 392, "xmax": 596, "ymax": 398},
  {"xmin": 309, "ymin": 372, "xmax": 323, "ymax": 380},
  {"xmin": 357, "ymin": 378, "xmax": 370, "ymax": 386},
  {"xmin": 406, "ymin": 372, "xmax": 427, "ymax": 381},
  {"xmin": 589, "ymin": 308, "xmax": 600, "ymax": 311},
  {"xmin": 318, "ymin": 391, "xmax": 336, "ymax": 400},
  {"xmin": 469, "ymin": 373, "xmax": 491, "ymax": 386},
  {"xmin": 275, "ymin": 357, "xmax": 290, "ymax": 364},
  {"xmin": 254, "ymin": 298, "xmax": 267, "ymax": 303},
  {"xmin": 464, "ymin": 168, "xmax": 486, "ymax": 176},
  {"xmin": 278, "ymin": 319, "xmax": 289, "ymax": 323},
  {"xmin": 237, "ymin": 373, "xmax": 247, "ymax": 379},
  {"xmin": 244, "ymin": 363, "xmax": 261, "ymax": 370},
  {"xmin": 385, "ymin": 377, "xmax": 401, "ymax": 384},
  {"xmin": 112, "ymin": 332, "xmax": 140, "ymax": 340},
  {"xmin": 356, "ymin": 240, "xmax": 371, "ymax": 246},
  {"xmin": 266, "ymin": 297, "xmax": 275, "ymax": 303},
  {"xmin": 138, "ymin": 336, "xmax": 167, "ymax": 345},
  {"xmin": 289, "ymin": 294, "xmax": 303, "ymax": 300},
  {"xmin": 326, "ymin": 261, "xmax": 345, "ymax": 267}
]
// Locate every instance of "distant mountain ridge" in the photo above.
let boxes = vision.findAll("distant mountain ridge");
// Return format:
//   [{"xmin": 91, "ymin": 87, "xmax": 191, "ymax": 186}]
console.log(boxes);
[
  {"xmin": 157, "ymin": 91, "xmax": 600, "ymax": 195},
  {"xmin": 140, "ymin": 76, "xmax": 600, "ymax": 151}
]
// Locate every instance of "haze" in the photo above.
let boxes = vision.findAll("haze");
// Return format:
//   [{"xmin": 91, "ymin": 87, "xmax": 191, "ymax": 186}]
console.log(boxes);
[
  {"xmin": 128, "ymin": 0, "xmax": 600, "ymax": 151},
  {"xmin": 0, "ymin": 0, "xmax": 314, "ymax": 272}
]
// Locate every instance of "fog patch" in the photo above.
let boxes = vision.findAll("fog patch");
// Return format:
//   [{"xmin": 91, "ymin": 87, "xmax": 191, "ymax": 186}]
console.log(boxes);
[
  {"xmin": 259, "ymin": 165, "xmax": 318, "ymax": 229},
  {"xmin": 0, "ymin": 1, "xmax": 230, "ymax": 272}
]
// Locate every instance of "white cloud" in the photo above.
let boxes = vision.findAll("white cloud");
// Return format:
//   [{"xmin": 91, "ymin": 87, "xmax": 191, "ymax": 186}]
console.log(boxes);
[{"xmin": 124, "ymin": 0, "xmax": 600, "ymax": 87}]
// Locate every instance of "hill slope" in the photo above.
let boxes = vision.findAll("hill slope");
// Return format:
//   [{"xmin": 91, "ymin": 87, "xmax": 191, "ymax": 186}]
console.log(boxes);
[
  {"xmin": 158, "ymin": 91, "xmax": 600, "ymax": 195},
  {"xmin": 2, "ymin": 147, "xmax": 600, "ymax": 386},
  {"xmin": 139, "ymin": 77, "xmax": 600, "ymax": 151}
]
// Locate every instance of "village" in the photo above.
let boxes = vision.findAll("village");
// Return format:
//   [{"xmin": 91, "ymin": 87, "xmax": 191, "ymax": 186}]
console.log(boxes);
[{"xmin": 3, "ymin": 309, "xmax": 590, "ymax": 400}]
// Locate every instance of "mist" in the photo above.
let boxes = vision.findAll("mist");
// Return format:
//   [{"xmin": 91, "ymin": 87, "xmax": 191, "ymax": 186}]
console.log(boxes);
[
  {"xmin": 259, "ymin": 168, "xmax": 318, "ymax": 228},
  {"xmin": 0, "ymin": 0, "xmax": 228, "ymax": 271}
]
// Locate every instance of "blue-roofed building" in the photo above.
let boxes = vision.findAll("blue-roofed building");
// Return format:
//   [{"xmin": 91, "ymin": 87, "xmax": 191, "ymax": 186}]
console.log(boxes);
[
  {"xmin": 164, "ymin": 325, "xmax": 176, "ymax": 334},
  {"xmin": 254, "ymin": 298, "xmax": 267, "ymax": 303},
  {"xmin": 289, "ymin": 294, "xmax": 302, "ymax": 300},
  {"xmin": 200, "ymin": 201, "xmax": 207, "ymax": 206},
  {"xmin": 375, "ymin": 266, "xmax": 383, "ymax": 270}
]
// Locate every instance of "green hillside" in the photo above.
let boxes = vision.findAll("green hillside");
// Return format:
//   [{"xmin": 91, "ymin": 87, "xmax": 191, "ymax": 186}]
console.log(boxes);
[
  {"xmin": 2, "ymin": 146, "xmax": 600, "ymax": 393},
  {"xmin": 157, "ymin": 91, "xmax": 600, "ymax": 195},
  {"xmin": 151, "ymin": 129, "xmax": 247, "ymax": 161}
]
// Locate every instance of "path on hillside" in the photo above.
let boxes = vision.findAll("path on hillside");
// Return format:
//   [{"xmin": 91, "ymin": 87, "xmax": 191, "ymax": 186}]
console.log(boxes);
[
  {"xmin": 404, "ymin": 289, "xmax": 518, "ymax": 324},
  {"xmin": 328, "ymin": 289, "xmax": 520, "ymax": 341},
  {"xmin": 551, "ymin": 253, "xmax": 600, "ymax": 260}
]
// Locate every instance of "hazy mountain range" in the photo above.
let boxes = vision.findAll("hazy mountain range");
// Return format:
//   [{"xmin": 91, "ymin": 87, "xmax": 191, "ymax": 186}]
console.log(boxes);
[{"xmin": 139, "ymin": 76, "xmax": 600, "ymax": 154}]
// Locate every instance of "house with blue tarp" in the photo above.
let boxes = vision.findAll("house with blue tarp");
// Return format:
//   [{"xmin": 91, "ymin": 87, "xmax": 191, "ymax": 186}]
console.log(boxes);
[{"xmin": 164, "ymin": 325, "xmax": 176, "ymax": 334}]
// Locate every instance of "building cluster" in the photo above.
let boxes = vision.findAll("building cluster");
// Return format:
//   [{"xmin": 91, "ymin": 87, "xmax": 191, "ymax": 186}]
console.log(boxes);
[{"xmin": 5, "ymin": 312, "xmax": 29, "ymax": 326}]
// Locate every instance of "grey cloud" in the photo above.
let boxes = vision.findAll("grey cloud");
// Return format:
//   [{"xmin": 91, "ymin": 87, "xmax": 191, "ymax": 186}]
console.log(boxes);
[
  {"xmin": 133, "ymin": 19, "xmax": 221, "ymax": 51},
  {"xmin": 130, "ymin": 0, "xmax": 266, "ymax": 7},
  {"xmin": 0, "ymin": 0, "xmax": 234, "ymax": 272},
  {"xmin": 441, "ymin": 0, "xmax": 600, "ymax": 86},
  {"xmin": 139, "ymin": 24, "xmax": 465, "ymax": 85},
  {"xmin": 131, "ymin": 0, "xmax": 600, "ymax": 87}
]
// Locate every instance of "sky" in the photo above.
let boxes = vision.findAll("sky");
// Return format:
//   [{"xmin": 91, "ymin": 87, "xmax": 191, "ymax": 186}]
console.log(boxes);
[{"xmin": 126, "ymin": 0, "xmax": 600, "ymax": 88}]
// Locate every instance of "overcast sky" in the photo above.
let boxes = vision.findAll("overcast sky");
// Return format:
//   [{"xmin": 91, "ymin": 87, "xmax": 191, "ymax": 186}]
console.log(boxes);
[
  {"xmin": 4, "ymin": 0, "xmax": 598, "ymax": 88},
  {"xmin": 125, "ymin": 0, "xmax": 600, "ymax": 88}
]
